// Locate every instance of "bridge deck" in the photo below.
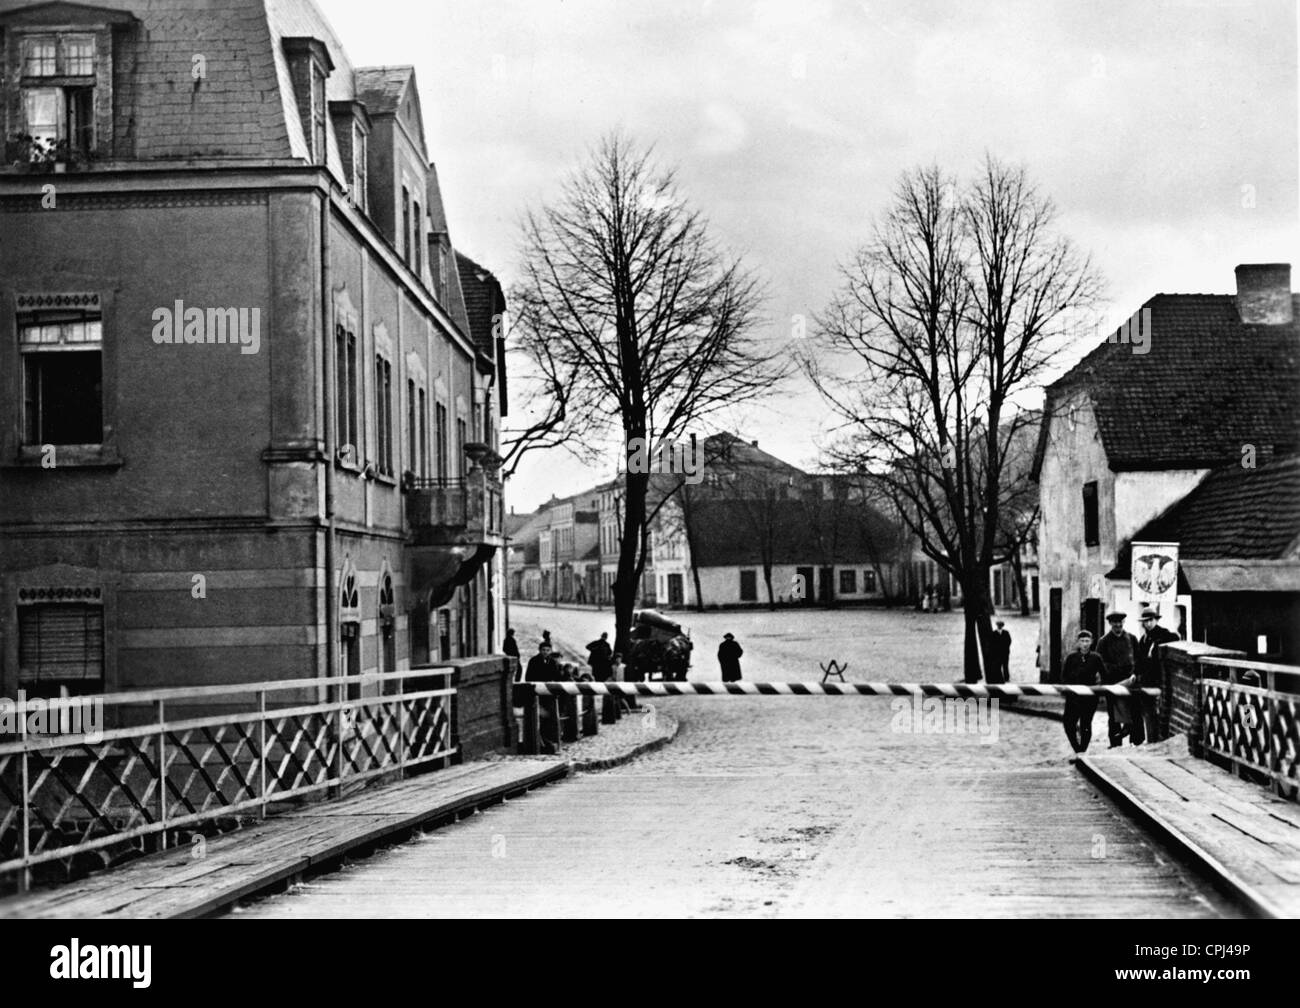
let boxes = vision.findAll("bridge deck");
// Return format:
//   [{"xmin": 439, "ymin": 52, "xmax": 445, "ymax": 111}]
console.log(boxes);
[
  {"xmin": 1079, "ymin": 751, "xmax": 1300, "ymax": 918},
  {"xmin": 0, "ymin": 761, "xmax": 566, "ymax": 919}
]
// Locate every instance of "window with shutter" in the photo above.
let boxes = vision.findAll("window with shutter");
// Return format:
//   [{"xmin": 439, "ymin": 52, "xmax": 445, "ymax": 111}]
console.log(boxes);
[{"xmin": 18, "ymin": 603, "xmax": 104, "ymax": 696}]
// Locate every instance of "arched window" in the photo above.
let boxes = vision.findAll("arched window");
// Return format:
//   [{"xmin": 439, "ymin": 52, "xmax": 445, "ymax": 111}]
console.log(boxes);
[
  {"xmin": 339, "ymin": 559, "xmax": 361, "ymax": 699},
  {"xmin": 378, "ymin": 567, "xmax": 397, "ymax": 692}
]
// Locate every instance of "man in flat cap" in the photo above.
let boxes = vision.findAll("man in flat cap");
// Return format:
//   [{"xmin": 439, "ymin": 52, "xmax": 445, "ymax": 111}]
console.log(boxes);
[
  {"xmin": 1060, "ymin": 630, "xmax": 1105, "ymax": 753},
  {"xmin": 1127, "ymin": 608, "xmax": 1180, "ymax": 745},
  {"xmin": 1097, "ymin": 611, "xmax": 1139, "ymax": 747}
]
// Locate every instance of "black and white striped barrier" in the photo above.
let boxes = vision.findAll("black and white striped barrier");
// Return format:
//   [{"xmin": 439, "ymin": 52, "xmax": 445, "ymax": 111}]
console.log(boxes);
[{"xmin": 522, "ymin": 681, "xmax": 1160, "ymax": 698}]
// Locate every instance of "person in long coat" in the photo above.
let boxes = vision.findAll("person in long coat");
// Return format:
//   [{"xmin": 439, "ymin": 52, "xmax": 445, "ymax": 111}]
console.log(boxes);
[
  {"xmin": 586, "ymin": 632, "xmax": 613, "ymax": 682},
  {"xmin": 717, "ymin": 633, "xmax": 743, "ymax": 682},
  {"xmin": 1126, "ymin": 608, "xmax": 1179, "ymax": 745}
]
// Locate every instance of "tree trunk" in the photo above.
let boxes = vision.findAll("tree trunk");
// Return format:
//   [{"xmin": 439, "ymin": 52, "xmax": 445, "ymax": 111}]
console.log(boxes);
[
  {"xmin": 960, "ymin": 572, "xmax": 1005, "ymax": 683},
  {"xmin": 1010, "ymin": 548, "xmax": 1029, "ymax": 617},
  {"xmin": 763, "ymin": 564, "xmax": 775, "ymax": 610},
  {"xmin": 962, "ymin": 573, "xmax": 1004, "ymax": 684},
  {"xmin": 962, "ymin": 605, "xmax": 983, "ymax": 683},
  {"xmin": 613, "ymin": 471, "xmax": 649, "ymax": 656}
]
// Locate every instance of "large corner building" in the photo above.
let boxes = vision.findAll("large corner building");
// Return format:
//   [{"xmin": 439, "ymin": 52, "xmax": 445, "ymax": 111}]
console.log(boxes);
[{"xmin": 0, "ymin": 0, "xmax": 509, "ymax": 700}]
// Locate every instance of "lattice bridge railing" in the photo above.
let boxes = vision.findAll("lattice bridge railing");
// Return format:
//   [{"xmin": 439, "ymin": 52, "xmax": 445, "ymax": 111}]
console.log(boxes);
[
  {"xmin": 1200, "ymin": 658, "xmax": 1300, "ymax": 802},
  {"xmin": 0, "ymin": 668, "xmax": 455, "ymax": 891}
]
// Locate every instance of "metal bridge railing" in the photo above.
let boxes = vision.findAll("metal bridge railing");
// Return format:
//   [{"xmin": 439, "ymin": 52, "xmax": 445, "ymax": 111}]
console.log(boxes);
[{"xmin": 0, "ymin": 668, "xmax": 456, "ymax": 892}]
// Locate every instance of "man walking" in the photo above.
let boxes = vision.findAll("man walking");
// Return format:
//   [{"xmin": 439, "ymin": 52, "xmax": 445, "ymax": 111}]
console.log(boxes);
[
  {"xmin": 503, "ymin": 627, "xmax": 520, "ymax": 660},
  {"xmin": 1097, "ymin": 612, "xmax": 1139, "ymax": 747},
  {"xmin": 1061, "ymin": 630, "xmax": 1105, "ymax": 754},
  {"xmin": 993, "ymin": 620, "xmax": 1012, "ymax": 682},
  {"xmin": 586, "ymin": 632, "xmax": 613, "ymax": 682},
  {"xmin": 717, "ymin": 633, "xmax": 743, "ymax": 682},
  {"xmin": 1128, "ymin": 608, "xmax": 1179, "ymax": 745}
]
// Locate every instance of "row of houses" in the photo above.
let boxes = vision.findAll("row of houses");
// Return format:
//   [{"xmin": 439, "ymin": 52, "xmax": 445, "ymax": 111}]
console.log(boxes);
[
  {"xmin": 507, "ymin": 433, "xmax": 1042, "ymax": 614},
  {"xmin": 0, "ymin": 0, "xmax": 510, "ymax": 701}
]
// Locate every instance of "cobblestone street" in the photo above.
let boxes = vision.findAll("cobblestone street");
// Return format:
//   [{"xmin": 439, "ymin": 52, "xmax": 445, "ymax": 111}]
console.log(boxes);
[{"xmin": 234, "ymin": 606, "xmax": 1240, "ymax": 918}]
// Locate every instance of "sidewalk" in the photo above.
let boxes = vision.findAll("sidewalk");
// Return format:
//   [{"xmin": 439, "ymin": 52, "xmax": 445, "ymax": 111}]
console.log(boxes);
[
  {"xmin": 1079, "ymin": 738, "xmax": 1300, "ymax": 918},
  {"xmin": 0, "ymin": 761, "xmax": 566, "ymax": 919}
]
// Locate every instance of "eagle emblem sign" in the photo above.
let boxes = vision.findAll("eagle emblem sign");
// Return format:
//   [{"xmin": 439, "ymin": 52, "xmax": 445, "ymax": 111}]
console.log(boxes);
[{"xmin": 1131, "ymin": 541, "xmax": 1179, "ymax": 603}]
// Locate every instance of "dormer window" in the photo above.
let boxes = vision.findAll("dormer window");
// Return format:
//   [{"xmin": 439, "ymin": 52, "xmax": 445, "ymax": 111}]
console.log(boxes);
[
  {"xmin": 2, "ymin": 7, "xmax": 135, "ymax": 165},
  {"xmin": 330, "ymin": 99, "xmax": 370, "ymax": 213},
  {"xmin": 309, "ymin": 65, "xmax": 327, "ymax": 163},
  {"xmin": 16, "ymin": 34, "xmax": 97, "ymax": 158},
  {"xmin": 351, "ymin": 120, "xmax": 368, "ymax": 210},
  {"xmin": 283, "ymin": 37, "xmax": 334, "ymax": 167}
]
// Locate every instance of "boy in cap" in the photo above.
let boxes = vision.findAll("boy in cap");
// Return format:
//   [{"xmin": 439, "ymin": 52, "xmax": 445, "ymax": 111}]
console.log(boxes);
[
  {"xmin": 1097, "ymin": 611, "xmax": 1139, "ymax": 747},
  {"xmin": 1061, "ymin": 630, "xmax": 1106, "ymax": 753},
  {"xmin": 1127, "ymin": 608, "xmax": 1179, "ymax": 744}
]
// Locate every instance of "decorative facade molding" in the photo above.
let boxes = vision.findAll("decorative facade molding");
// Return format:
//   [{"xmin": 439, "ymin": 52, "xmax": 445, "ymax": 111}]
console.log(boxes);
[
  {"xmin": 17, "ymin": 585, "xmax": 103, "ymax": 605},
  {"xmin": 0, "ymin": 192, "xmax": 268, "ymax": 213},
  {"xmin": 16, "ymin": 292, "xmax": 102, "ymax": 312}
]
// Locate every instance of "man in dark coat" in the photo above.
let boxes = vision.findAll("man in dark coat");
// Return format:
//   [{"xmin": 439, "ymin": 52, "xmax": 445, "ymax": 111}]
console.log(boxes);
[
  {"xmin": 717, "ymin": 633, "xmax": 743, "ymax": 682},
  {"xmin": 993, "ymin": 620, "xmax": 1011, "ymax": 682},
  {"xmin": 1127, "ymin": 608, "xmax": 1179, "ymax": 745},
  {"xmin": 1096, "ymin": 612, "xmax": 1140, "ymax": 747},
  {"xmin": 503, "ymin": 628, "xmax": 520, "ymax": 659},
  {"xmin": 586, "ymin": 632, "xmax": 613, "ymax": 681},
  {"xmin": 525, "ymin": 642, "xmax": 560, "ymax": 682},
  {"xmin": 1061, "ymin": 630, "xmax": 1106, "ymax": 753}
]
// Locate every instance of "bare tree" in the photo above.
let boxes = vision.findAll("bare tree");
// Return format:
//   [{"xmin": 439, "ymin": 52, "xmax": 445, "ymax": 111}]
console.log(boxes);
[
  {"xmin": 513, "ymin": 133, "xmax": 786, "ymax": 652},
  {"xmin": 804, "ymin": 158, "xmax": 1101, "ymax": 682},
  {"xmin": 498, "ymin": 334, "xmax": 594, "ymax": 481}
]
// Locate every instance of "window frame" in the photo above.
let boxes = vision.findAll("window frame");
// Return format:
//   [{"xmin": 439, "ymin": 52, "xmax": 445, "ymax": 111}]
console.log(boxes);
[
  {"xmin": 739, "ymin": 569, "xmax": 758, "ymax": 602},
  {"xmin": 1082, "ymin": 480, "xmax": 1100, "ymax": 547},
  {"xmin": 18, "ymin": 309, "xmax": 104, "ymax": 448},
  {"xmin": 335, "ymin": 324, "xmax": 360, "ymax": 463}
]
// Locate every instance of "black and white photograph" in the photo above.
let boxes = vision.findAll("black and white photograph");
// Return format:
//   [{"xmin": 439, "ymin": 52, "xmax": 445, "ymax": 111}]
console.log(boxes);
[{"xmin": 0, "ymin": 0, "xmax": 1295, "ymax": 963}]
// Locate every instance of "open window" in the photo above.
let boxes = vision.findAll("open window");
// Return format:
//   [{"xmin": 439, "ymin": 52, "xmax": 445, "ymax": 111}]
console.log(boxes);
[{"xmin": 20, "ymin": 305, "xmax": 103, "ymax": 446}]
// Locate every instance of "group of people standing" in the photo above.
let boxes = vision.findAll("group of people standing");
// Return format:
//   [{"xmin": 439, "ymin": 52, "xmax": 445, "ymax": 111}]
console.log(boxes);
[
  {"xmin": 1059, "ymin": 608, "xmax": 1179, "ymax": 754},
  {"xmin": 504, "ymin": 626, "xmax": 745, "ymax": 682}
]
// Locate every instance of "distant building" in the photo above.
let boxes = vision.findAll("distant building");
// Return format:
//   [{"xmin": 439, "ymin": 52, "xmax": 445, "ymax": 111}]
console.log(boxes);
[
  {"xmin": 1033, "ymin": 264, "xmax": 1300, "ymax": 676},
  {"xmin": 509, "ymin": 434, "xmax": 907, "ymax": 611}
]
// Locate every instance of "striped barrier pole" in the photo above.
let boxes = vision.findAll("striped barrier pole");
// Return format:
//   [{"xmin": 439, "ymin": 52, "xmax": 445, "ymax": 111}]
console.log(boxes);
[{"xmin": 522, "ymin": 681, "xmax": 1160, "ymax": 698}]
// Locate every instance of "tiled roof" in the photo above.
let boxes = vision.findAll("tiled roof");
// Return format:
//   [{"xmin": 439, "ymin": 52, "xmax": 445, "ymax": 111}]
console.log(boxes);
[
  {"xmin": 456, "ymin": 251, "xmax": 504, "ymax": 357},
  {"xmin": 1043, "ymin": 294, "xmax": 1300, "ymax": 471},
  {"xmin": 1112, "ymin": 454, "xmax": 1300, "ymax": 571}
]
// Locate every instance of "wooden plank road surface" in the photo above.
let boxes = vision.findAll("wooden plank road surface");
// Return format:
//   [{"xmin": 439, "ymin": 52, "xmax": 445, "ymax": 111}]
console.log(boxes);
[
  {"xmin": 1079, "ymin": 752, "xmax": 1300, "ymax": 918},
  {"xmin": 0, "ymin": 761, "xmax": 567, "ymax": 919}
]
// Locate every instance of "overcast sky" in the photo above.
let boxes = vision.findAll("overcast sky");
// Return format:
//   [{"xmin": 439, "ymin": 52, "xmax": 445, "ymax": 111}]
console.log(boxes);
[{"xmin": 318, "ymin": 0, "xmax": 1298, "ymax": 512}]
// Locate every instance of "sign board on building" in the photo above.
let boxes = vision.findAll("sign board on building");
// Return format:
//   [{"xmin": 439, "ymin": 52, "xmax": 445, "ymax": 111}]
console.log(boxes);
[{"xmin": 1130, "ymin": 541, "xmax": 1179, "ymax": 604}]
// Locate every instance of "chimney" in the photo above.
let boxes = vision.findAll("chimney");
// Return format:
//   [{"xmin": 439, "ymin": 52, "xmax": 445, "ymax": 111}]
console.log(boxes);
[
  {"xmin": 750, "ymin": 440, "xmax": 758, "ymax": 447},
  {"xmin": 1235, "ymin": 263, "xmax": 1293, "ymax": 324}
]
